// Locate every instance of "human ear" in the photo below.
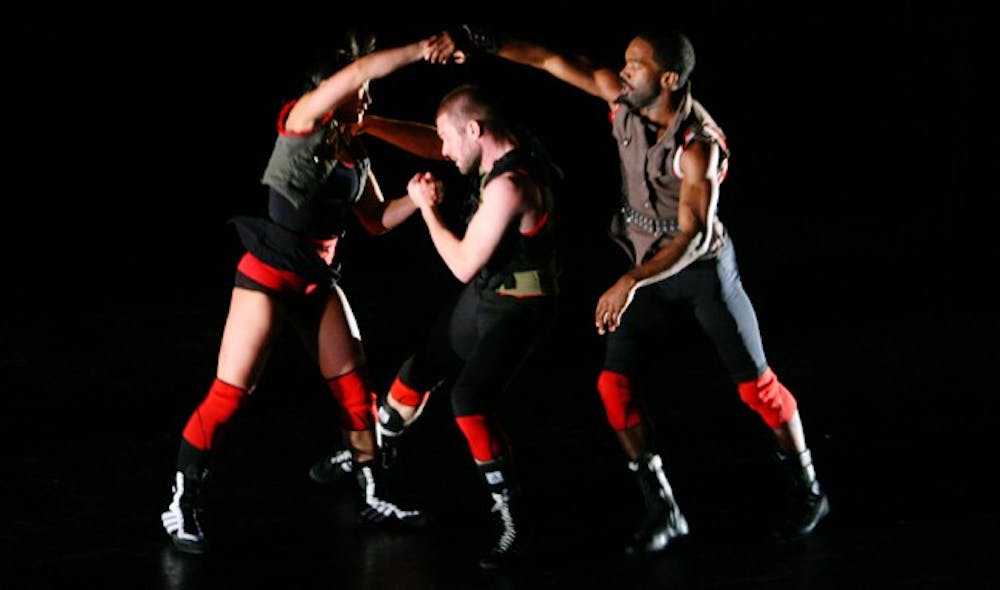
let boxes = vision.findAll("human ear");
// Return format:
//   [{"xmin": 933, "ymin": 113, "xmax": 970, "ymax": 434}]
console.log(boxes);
[
  {"xmin": 468, "ymin": 119, "xmax": 482, "ymax": 138},
  {"xmin": 662, "ymin": 71, "xmax": 680, "ymax": 91}
]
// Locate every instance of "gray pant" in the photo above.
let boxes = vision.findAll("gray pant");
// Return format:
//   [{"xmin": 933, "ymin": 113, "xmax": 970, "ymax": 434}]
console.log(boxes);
[{"xmin": 604, "ymin": 234, "xmax": 767, "ymax": 384}]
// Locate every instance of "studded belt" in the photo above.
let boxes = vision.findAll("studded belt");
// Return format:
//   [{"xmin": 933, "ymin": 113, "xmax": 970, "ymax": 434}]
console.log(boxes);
[{"xmin": 621, "ymin": 204, "xmax": 679, "ymax": 235}]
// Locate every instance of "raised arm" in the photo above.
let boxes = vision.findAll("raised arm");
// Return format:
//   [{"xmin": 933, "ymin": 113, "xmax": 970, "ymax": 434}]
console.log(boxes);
[
  {"xmin": 494, "ymin": 36, "xmax": 625, "ymax": 106},
  {"xmin": 451, "ymin": 25, "xmax": 621, "ymax": 104},
  {"xmin": 285, "ymin": 33, "xmax": 457, "ymax": 133}
]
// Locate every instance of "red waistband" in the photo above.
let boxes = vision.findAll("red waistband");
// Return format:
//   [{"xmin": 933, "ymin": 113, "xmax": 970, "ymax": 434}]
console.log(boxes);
[{"xmin": 237, "ymin": 253, "xmax": 314, "ymax": 294}]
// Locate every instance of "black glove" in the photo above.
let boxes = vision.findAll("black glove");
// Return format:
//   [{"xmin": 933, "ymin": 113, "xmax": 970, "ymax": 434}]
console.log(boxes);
[{"xmin": 451, "ymin": 24, "xmax": 500, "ymax": 55}]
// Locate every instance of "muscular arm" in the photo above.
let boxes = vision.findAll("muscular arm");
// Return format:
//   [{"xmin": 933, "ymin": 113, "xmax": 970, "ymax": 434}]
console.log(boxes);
[
  {"xmin": 629, "ymin": 141, "xmax": 715, "ymax": 283},
  {"xmin": 595, "ymin": 141, "xmax": 721, "ymax": 333},
  {"xmin": 285, "ymin": 34, "xmax": 455, "ymax": 133},
  {"xmin": 498, "ymin": 39, "xmax": 624, "ymax": 106},
  {"xmin": 356, "ymin": 115, "xmax": 445, "ymax": 160},
  {"xmin": 408, "ymin": 171, "xmax": 522, "ymax": 283}
]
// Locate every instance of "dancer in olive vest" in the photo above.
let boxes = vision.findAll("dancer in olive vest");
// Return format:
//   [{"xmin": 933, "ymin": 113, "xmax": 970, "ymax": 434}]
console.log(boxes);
[{"xmin": 160, "ymin": 29, "xmax": 460, "ymax": 555}]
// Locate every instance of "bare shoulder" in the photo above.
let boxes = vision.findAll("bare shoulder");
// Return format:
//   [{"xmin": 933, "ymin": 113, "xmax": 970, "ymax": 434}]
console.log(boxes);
[
  {"xmin": 679, "ymin": 140, "xmax": 710, "ymax": 170},
  {"xmin": 481, "ymin": 171, "xmax": 529, "ymax": 211},
  {"xmin": 490, "ymin": 170, "xmax": 530, "ymax": 194}
]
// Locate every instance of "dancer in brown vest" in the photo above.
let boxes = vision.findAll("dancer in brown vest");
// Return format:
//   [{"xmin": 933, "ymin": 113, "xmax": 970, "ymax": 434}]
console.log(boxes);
[{"xmin": 459, "ymin": 25, "xmax": 830, "ymax": 556}]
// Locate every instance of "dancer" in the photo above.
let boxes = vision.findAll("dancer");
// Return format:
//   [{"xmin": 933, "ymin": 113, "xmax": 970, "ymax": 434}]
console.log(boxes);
[
  {"xmin": 160, "ymin": 29, "xmax": 459, "ymax": 554},
  {"xmin": 476, "ymin": 26, "xmax": 830, "ymax": 554}
]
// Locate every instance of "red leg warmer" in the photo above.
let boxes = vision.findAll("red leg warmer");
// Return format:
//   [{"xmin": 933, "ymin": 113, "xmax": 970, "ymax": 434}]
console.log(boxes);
[
  {"xmin": 181, "ymin": 378, "xmax": 247, "ymax": 451},
  {"xmin": 327, "ymin": 369, "xmax": 374, "ymax": 431},
  {"xmin": 388, "ymin": 377, "xmax": 424, "ymax": 408},
  {"xmin": 737, "ymin": 366, "xmax": 798, "ymax": 429},
  {"xmin": 597, "ymin": 370, "xmax": 643, "ymax": 431},
  {"xmin": 455, "ymin": 414, "xmax": 504, "ymax": 462}
]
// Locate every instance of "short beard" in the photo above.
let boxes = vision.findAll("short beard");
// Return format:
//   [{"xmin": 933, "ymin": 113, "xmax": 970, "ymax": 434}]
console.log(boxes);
[{"xmin": 614, "ymin": 90, "xmax": 649, "ymax": 113}]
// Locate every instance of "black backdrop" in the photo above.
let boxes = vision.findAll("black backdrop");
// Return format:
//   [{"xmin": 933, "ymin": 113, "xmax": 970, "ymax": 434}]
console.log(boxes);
[
  {"xmin": 10, "ymin": 4, "xmax": 988, "ymax": 305},
  {"xmin": 5, "ymin": 5, "xmax": 997, "ymax": 587}
]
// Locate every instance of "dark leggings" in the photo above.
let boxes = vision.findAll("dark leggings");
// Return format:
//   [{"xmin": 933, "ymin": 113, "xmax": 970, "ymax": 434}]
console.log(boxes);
[
  {"xmin": 604, "ymin": 234, "xmax": 766, "ymax": 384},
  {"xmin": 397, "ymin": 282, "xmax": 555, "ymax": 418}
]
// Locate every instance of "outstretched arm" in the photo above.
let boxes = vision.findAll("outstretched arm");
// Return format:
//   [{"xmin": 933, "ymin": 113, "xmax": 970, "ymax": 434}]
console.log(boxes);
[
  {"xmin": 496, "ymin": 37, "xmax": 624, "ymax": 106},
  {"xmin": 285, "ymin": 32, "xmax": 457, "ymax": 133},
  {"xmin": 353, "ymin": 115, "xmax": 445, "ymax": 160}
]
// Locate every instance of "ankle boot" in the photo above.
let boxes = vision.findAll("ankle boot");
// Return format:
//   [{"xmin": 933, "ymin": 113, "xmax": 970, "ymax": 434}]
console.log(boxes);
[
  {"xmin": 308, "ymin": 449, "xmax": 354, "ymax": 485},
  {"xmin": 625, "ymin": 452, "xmax": 689, "ymax": 556},
  {"xmin": 477, "ymin": 457, "xmax": 523, "ymax": 570},
  {"xmin": 354, "ymin": 460, "xmax": 429, "ymax": 528},
  {"xmin": 374, "ymin": 389, "xmax": 433, "ymax": 469},
  {"xmin": 161, "ymin": 467, "xmax": 209, "ymax": 554},
  {"xmin": 774, "ymin": 449, "xmax": 829, "ymax": 538}
]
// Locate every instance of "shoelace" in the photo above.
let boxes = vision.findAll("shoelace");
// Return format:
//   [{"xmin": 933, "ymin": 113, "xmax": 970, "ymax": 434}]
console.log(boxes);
[
  {"xmin": 359, "ymin": 466, "xmax": 421, "ymax": 520},
  {"xmin": 327, "ymin": 449, "xmax": 352, "ymax": 470},
  {"xmin": 161, "ymin": 473, "xmax": 203, "ymax": 540},
  {"xmin": 489, "ymin": 492, "xmax": 517, "ymax": 551},
  {"xmin": 364, "ymin": 495, "xmax": 422, "ymax": 519}
]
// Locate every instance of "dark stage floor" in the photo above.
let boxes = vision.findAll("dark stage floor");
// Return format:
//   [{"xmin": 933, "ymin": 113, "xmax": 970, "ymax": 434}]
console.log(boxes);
[{"xmin": 6, "ymin": 236, "xmax": 997, "ymax": 589}]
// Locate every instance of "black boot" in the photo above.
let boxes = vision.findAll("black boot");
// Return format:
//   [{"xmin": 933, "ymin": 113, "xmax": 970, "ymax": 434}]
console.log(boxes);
[
  {"xmin": 354, "ymin": 460, "xmax": 429, "ymax": 528},
  {"xmin": 477, "ymin": 457, "xmax": 524, "ymax": 570},
  {"xmin": 161, "ymin": 441, "xmax": 210, "ymax": 554},
  {"xmin": 308, "ymin": 449, "xmax": 354, "ymax": 485},
  {"xmin": 774, "ymin": 449, "xmax": 830, "ymax": 538},
  {"xmin": 160, "ymin": 466, "xmax": 209, "ymax": 554},
  {"xmin": 374, "ymin": 401, "xmax": 406, "ymax": 469},
  {"xmin": 374, "ymin": 388, "xmax": 434, "ymax": 469},
  {"xmin": 625, "ymin": 452, "xmax": 689, "ymax": 556}
]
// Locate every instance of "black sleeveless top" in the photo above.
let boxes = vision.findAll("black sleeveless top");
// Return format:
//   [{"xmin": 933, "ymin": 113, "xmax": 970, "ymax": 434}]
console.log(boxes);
[{"xmin": 468, "ymin": 143, "xmax": 561, "ymax": 294}]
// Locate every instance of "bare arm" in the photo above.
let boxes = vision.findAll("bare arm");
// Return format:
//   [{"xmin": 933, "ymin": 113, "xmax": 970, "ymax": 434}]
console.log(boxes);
[
  {"xmin": 354, "ymin": 115, "xmax": 445, "ymax": 160},
  {"xmin": 407, "ymin": 171, "xmax": 522, "ymax": 283},
  {"xmin": 595, "ymin": 141, "xmax": 718, "ymax": 334},
  {"xmin": 285, "ymin": 33, "xmax": 456, "ymax": 133},
  {"xmin": 352, "ymin": 170, "xmax": 419, "ymax": 235},
  {"xmin": 498, "ymin": 38, "xmax": 624, "ymax": 106},
  {"xmin": 629, "ymin": 141, "xmax": 713, "ymax": 281}
]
